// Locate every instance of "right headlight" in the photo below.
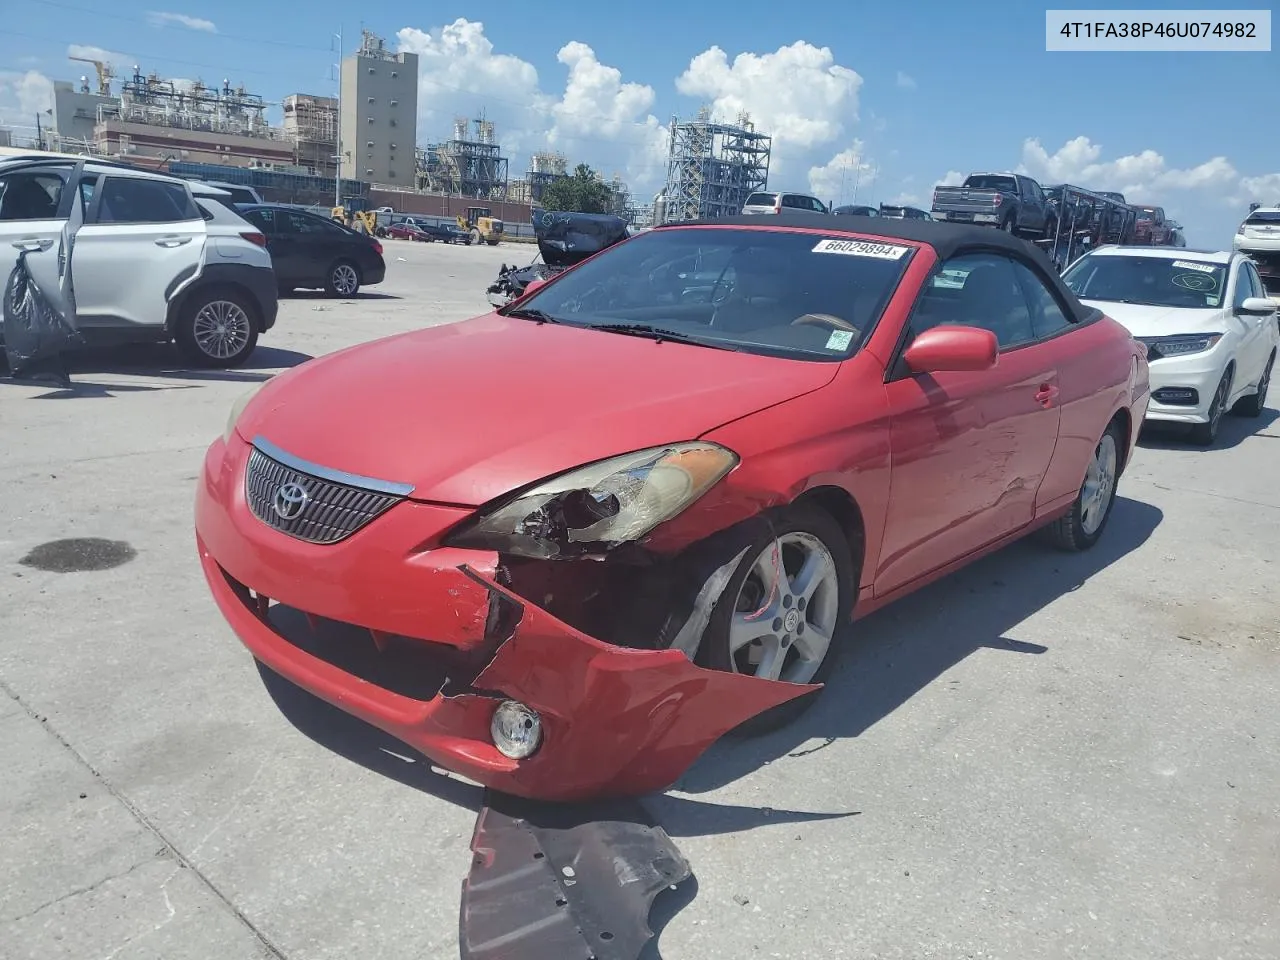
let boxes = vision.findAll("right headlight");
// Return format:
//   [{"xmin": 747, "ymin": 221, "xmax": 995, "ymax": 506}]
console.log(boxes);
[{"xmin": 445, "ymin": 442, "xmax": 739, "ymax": 559}]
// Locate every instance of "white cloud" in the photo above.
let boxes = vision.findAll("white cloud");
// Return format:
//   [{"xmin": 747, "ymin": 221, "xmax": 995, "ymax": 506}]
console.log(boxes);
[
  {"xmin": 0, "ymin": 70, "xmax": 54, "ymax": 134},
  {"xmin": 890, "ymin": 192, "xmax": 922, "ymax": 205},
  {"xmin": 896, "ymin": 71, "xmax": 916, "ymax": 90},
  {"xmin": 396, "ymin": 20, "xmax": 671, "ymax": 191},
  {"xmin": 1239, "ymin": 174, "xmax": 1280, "ymax": 204},
  {"xmin": 548, "ymin": 42, "xmax": 668, "ymax": 183},
  {"xmin": 808, "ymin": 140, "xmax": 875, "ymax": 201},
  {"xmin": 66, "ymin": 44, "xmax": 135, "ymax": 72},
  {"xmin": 1017, "ymin": 135, "xmax": 1238, "ymax": 199},
  {"xmin": 934, "ymin": 170, "xmax": 964, "ymax": 187},
  {"xmin": 147, "ymin": 11, "xmax": 217, "ymax": 32},
  {"xmin": 675, "ymin": 42, "xmax": 861, "ymax": 153}
]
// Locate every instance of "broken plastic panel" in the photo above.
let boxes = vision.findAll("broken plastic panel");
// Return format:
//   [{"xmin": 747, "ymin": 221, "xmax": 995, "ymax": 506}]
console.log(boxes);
[{"xmin": 460, "ymin": 790, "xmax": 691, "ymax": 960}]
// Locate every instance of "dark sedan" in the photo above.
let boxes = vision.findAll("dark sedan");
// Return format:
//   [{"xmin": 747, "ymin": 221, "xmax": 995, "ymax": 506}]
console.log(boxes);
[
  {"xmin": 239, "ymin": 204, "xmax": 387, "ymax": 297},
  {"xmin": 420, "ymin": 222, "xmax": 473, "ymax": 244}
]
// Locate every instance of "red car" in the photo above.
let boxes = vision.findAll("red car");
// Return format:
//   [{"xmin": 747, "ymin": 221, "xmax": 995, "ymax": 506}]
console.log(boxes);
[
  {"xmin": 386, "ymin": 220, "xmax": 429, "ymax": 241},
  {"xmin": 1132, "ymin": 205, "xmax": 1172, "ymax": 245},
  {"xmin": 196, "ymin": 217, "xmax": 1150, "ymax": 801}
]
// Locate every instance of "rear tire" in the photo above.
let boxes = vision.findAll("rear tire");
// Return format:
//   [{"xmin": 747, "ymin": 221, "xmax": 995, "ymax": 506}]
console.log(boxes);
[
  {"xmin": 1232, "ymin": 352, "xmax": 1273, "ymax": 417},
  {"xmin": 325, "ymin": 260, "xmax": 361, "ymax": 298},
  {"xmin": 1039, "ymin": 419, "xmax": 1123, "ymax": 552},
  {"xmin": 174, "ymin": 287, "xmax": 259, "ymax": 369},
  {"xmin": 1001, "ymin": 213, "xmax": 1017, "ymax": 234}
]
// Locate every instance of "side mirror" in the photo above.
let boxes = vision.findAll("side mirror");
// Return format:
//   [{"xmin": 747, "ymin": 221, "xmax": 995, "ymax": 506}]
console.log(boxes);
[
  {"xmin": 1238, "ymin": 296, "xmax": 1277, "ymax": 316},
  {"xmin": 521, "ymin": 277, "xmax": 548, "ymax": 296},
  {"xmin": 903, "ymin": 325, "xmax": 999, "ymax": 374}
]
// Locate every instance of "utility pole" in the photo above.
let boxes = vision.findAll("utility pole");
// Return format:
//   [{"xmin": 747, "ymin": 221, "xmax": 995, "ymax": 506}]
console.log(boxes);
[{"xmin": 333, "ymin": 28, "xmax": 343, "ymax": 209}]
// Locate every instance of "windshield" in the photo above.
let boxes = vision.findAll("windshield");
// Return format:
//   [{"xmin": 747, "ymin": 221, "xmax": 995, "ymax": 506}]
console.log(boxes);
[
  {"xmin": 963, "ymin": 175, "xmax": 1017, "ymax": 192},
  {"xmin": 1062, "ymin": 254, "xmax": 1227, "ymax": 309},
  {"xmin": 1245, "ymin": 211, "xmax": 1280, "ymax": 224},
  {"xmin": 510, "ymin": 227, "xmax": 915, "ymax": 361},
  {"xmin": 744, "ymin": 193, "xmax": 777, "ymax": 207}
]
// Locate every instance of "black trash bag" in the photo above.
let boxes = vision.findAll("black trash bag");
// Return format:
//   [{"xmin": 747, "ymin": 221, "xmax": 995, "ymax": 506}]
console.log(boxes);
[
  {"xmin": 485, "ymin": 211, "xmax": 630, "ymax": 308},
  {"xmin": 3, "ymin": 252, "xmax": 82, "ymax": 379}
]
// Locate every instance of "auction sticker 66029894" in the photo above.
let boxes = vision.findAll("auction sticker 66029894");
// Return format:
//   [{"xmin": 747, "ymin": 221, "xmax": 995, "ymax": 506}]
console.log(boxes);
[{"xmin": 812, "ymin": 238, "xmax": 911, "ymax": 259}]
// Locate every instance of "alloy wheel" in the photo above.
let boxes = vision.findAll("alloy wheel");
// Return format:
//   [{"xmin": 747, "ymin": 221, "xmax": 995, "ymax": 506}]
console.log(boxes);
[
  {"xmin": 192, "ymin": 300, "xmax": 251, "ymax": 360},
  {"xmin": 1080, "ymin": 432, "xmax": 1118, "ymax": 536},
  {"xmin": 332, "ymin": 263, "xmax": 358, "ymax": 296},
  {"xmin": 727, "ymin": 532, "xmax": 841, "ymax": 685}
]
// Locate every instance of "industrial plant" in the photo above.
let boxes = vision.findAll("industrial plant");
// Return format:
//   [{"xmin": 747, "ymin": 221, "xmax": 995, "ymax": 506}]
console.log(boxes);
[{"xmin": 13, "ymin": 32, "xmax": 778, "ymax": 224}]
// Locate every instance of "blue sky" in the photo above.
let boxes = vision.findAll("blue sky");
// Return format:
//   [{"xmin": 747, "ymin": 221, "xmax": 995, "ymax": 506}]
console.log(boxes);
[{"xmin": 1, "ymin": 0, "xmax": 1276, "ymax": 244}]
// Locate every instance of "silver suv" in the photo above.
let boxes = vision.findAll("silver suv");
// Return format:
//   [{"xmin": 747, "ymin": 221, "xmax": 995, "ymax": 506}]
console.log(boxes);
[
  {"xmin": 0, "ymin": 156, "xmax": 277, "ymax": 368},
  {"xmin": 741, "ymin": 191, "xmax": 830, "ymax": 215}
]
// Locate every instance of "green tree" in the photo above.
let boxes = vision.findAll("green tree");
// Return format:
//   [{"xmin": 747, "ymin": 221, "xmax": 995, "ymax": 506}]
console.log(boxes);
[{"xmin": 539, "ymin": 163, "xmax": 613, "ymax": 214}]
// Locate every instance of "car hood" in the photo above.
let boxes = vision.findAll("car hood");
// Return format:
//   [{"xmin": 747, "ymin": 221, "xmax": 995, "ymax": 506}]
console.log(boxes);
[
  {"xmin": 236, "ymin": 313, "xmax": 839, "ymax": 506},
  {"xmin": 1081, "ymin": 300, "xmax": 1225, "ymax": 338}
]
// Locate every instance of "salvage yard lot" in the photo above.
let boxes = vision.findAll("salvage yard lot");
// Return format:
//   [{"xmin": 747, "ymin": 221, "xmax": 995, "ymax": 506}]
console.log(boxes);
[{"xmin": 2, "ymin": 237, "xmax": 1279, "ymax": 960}]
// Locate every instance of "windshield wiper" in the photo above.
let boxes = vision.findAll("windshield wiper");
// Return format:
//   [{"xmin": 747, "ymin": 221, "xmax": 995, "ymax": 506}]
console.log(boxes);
[
  {"xmin": 590, "ymin": 322, "xmax": 739, "ymax": 350},
  {"xmin": 503, "ymin": 307, "xmax": 563, "ymax": 324}
]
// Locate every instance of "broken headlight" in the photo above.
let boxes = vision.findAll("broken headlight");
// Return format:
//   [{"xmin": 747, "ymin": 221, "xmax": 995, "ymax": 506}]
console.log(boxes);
[{"xmin": 446, "ymin": 442, "xmax": 739, "ymax": 559}]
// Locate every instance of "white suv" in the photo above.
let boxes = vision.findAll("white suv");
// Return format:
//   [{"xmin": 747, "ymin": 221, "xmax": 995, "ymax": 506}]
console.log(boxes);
[
  {"xmin": 741, "ymin": 191, "xmax": 831, "ymax": 215},
  {"xmin": 0, "ymin": 156, "xmax": 277, "ymax": 367}
]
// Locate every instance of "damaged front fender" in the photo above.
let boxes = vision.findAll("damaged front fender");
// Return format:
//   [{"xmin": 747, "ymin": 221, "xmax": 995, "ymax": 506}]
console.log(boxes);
[{"xmin": 460, "ymin": 565, "xmax": 820, "ymax": 802}]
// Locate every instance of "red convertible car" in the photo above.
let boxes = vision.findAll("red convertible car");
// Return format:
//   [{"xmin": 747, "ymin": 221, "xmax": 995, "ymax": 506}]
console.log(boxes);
[{"xmin": 196, "ymin": 217, "xmax": 1150, "ymax": 801}]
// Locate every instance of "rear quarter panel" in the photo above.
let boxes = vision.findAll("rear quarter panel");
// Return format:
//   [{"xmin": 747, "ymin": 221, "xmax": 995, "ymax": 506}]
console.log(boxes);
[{"xmin": 1037, "ymin": 314, "xmax": 1141, "ymax": 507}]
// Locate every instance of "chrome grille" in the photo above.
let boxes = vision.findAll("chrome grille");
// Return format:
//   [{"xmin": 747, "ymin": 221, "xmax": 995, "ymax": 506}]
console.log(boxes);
[{"xmin": 245, "ymin": 446, "xmax": 405, "ymax": 544}]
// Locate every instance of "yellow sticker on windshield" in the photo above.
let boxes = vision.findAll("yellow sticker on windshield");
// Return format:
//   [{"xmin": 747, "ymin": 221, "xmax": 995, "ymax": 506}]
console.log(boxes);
[{"xmin": 812, "ymin": 238, "xmax": 909, "ymax": 259}]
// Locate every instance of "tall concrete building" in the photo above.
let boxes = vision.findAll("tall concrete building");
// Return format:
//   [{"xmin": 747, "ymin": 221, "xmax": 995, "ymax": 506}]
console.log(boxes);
[
  {"xmin": 339, "ymin": 30, "xmax": 418, "ymax": 188},
  {"xmin": 52, "ymin": 79, "xmax": 117, "ymax": 147}
]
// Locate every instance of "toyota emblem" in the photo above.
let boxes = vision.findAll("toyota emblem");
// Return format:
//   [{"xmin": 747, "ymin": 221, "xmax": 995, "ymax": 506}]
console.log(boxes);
[{"xmin": 272, "ymin": 481, "xmax": 310, "ymax": 521}]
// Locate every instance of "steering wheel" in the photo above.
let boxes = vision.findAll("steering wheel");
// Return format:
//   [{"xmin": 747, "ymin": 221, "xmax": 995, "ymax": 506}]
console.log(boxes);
[{"xmin": 791, "ymin": 312, "xmax": 857, "ymax": 332}]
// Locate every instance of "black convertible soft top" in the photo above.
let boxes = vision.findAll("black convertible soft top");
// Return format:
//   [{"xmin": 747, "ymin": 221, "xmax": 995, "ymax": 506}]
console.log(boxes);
[{"xmin": 655, "ymin": 213, "xmax": 1097, "ymax": 324}]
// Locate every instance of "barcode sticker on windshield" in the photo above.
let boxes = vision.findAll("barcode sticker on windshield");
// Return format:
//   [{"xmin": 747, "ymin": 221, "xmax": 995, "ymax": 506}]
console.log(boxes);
[
  {"xmin": 1172, "ymin": 260, "xmax": 1215, "ymax": 273},
  {"xmin": 812, "ymin": 238, "xmax": 909, "ymax": 259}
]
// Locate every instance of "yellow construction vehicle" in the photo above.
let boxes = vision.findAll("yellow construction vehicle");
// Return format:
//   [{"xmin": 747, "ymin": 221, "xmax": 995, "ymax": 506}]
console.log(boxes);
[
  {"xmin": 331, "ymin": 205, "xmax": 377, "ymax": 234},
  {"xmin": 456, "ymin": 206, "xmax": 504, "ymax": 246}
]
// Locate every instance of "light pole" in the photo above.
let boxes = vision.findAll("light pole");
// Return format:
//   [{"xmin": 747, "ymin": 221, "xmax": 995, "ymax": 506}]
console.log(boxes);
[{"xmin": 333, "ymin": 28, "xmax": 343, "ymax": 209}]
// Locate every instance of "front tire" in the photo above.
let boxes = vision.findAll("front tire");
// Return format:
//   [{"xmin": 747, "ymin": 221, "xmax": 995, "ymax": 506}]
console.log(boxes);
[
  {"xmin": 1039, "ymin": 419, "xmax": 1123, "ymax": 551},
  {"xmin": 174, "ymin": 288, "xmax": 259, "ymax": 369},
  {"xmin": 1189, "ymin": 367, "xmax": 1232, "ymax": 445},
  {"xmin": 685, "ymin": 504, "xmax": 855, "ymax": 732},
  {"xmin": 1232, "ymin": 351, "xmax": 1273, "ymax": 418},
  {"xmin": 325, "ymin": 260, "xmax": 361, "ymax": 298}
]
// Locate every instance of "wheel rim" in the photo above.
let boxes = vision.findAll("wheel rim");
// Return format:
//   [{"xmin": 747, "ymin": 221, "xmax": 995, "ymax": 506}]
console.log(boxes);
[
  {"xmin": 192, "ymin": 300, "xmax": 251, "ymax": 359},
  {"xmin": 1080, "ymin": 432, "xmax": 1118, "ymax": 536},
  {"xmin": 332, "ymin": 264, "xmax": 358, "ymax": 295},
  {"xmin": 726, "ymin": 532, "xmax": 841, "ymax": 684},
  {"xmin": 1003, "ymin": 218, "xmax": 1015, "ymax": 232},
  {"xmin": 1259, "ymin": 357, "xmax": 1273, "ymax": 401}
]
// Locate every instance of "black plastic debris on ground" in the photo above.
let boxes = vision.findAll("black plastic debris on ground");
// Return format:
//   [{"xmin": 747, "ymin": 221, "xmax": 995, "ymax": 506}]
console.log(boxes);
[
  {"xmin": 460, "ymin": 790, "xmax": 691, "ymax": 960},
  {"xmin": 19, "ymin": 538, "xmax": 137, "ymax": 573}
]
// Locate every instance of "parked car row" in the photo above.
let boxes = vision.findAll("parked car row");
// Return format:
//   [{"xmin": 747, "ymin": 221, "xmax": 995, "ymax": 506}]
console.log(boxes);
[{"xmin": 0, "ymin": 154, "xmax": 387, "ymax": 371}]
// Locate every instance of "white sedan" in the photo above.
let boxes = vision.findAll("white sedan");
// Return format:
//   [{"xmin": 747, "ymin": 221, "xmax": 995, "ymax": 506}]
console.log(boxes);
[{"xmin": 1061, "ymin": 246, "xmax": 1278, "ymax": 445}]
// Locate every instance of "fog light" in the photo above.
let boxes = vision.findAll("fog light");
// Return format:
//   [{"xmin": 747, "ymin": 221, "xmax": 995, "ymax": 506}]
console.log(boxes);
[{"xmin": 491, "ymin": 700, "xmax": 542, "ymax": 759}]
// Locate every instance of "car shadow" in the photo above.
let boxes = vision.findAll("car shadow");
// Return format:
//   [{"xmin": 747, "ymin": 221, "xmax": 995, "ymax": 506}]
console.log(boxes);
[
  {"xmin": 672, "ymin": 495, "xmax": 1163, "ymax": 796},
  {"xmin": 64, "ymin": 343, "xmax": 314, "ymax": 374},
  {"xmin": 283, "ymin": 290, "xmax": 400, "ymax": 301},
  {"xmin": 1137, "ymin": 407, "xmax": 1279, "ymax": 451}
]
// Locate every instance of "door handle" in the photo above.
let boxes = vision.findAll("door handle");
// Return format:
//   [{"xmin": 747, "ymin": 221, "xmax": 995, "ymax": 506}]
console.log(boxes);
[
  {"xmin": 11, "ymin": 238, "xmax": 54, "ymax": 252},
  {"xmin": 155, "ymin": 236, "xmax": 193, "ymax": 247},
  {"xmin": 1034, "ymin": 383, "xmax": 1059, "ymax": 407}
]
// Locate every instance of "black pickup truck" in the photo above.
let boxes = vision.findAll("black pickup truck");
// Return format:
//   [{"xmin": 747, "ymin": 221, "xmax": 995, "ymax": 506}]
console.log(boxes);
[{"xmin": 931, "ymin": 173, "xmax": 1054, "ymax": 237}]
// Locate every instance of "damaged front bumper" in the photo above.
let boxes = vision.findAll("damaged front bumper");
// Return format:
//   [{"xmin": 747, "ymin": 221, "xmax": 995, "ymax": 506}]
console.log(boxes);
[{"xmin": 195, "ymin": 438, "xmax": 819, "ymax": 802}]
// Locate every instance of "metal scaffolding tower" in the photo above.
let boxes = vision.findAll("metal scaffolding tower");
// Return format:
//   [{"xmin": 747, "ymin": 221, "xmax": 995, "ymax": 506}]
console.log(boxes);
[
  {"xmin": 421, "ymin": 116, "xmax": 509, "ymax": 199},
  {"xmin": 661, "ymin": 108, "xmax": 771, "ymax": 222}
]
